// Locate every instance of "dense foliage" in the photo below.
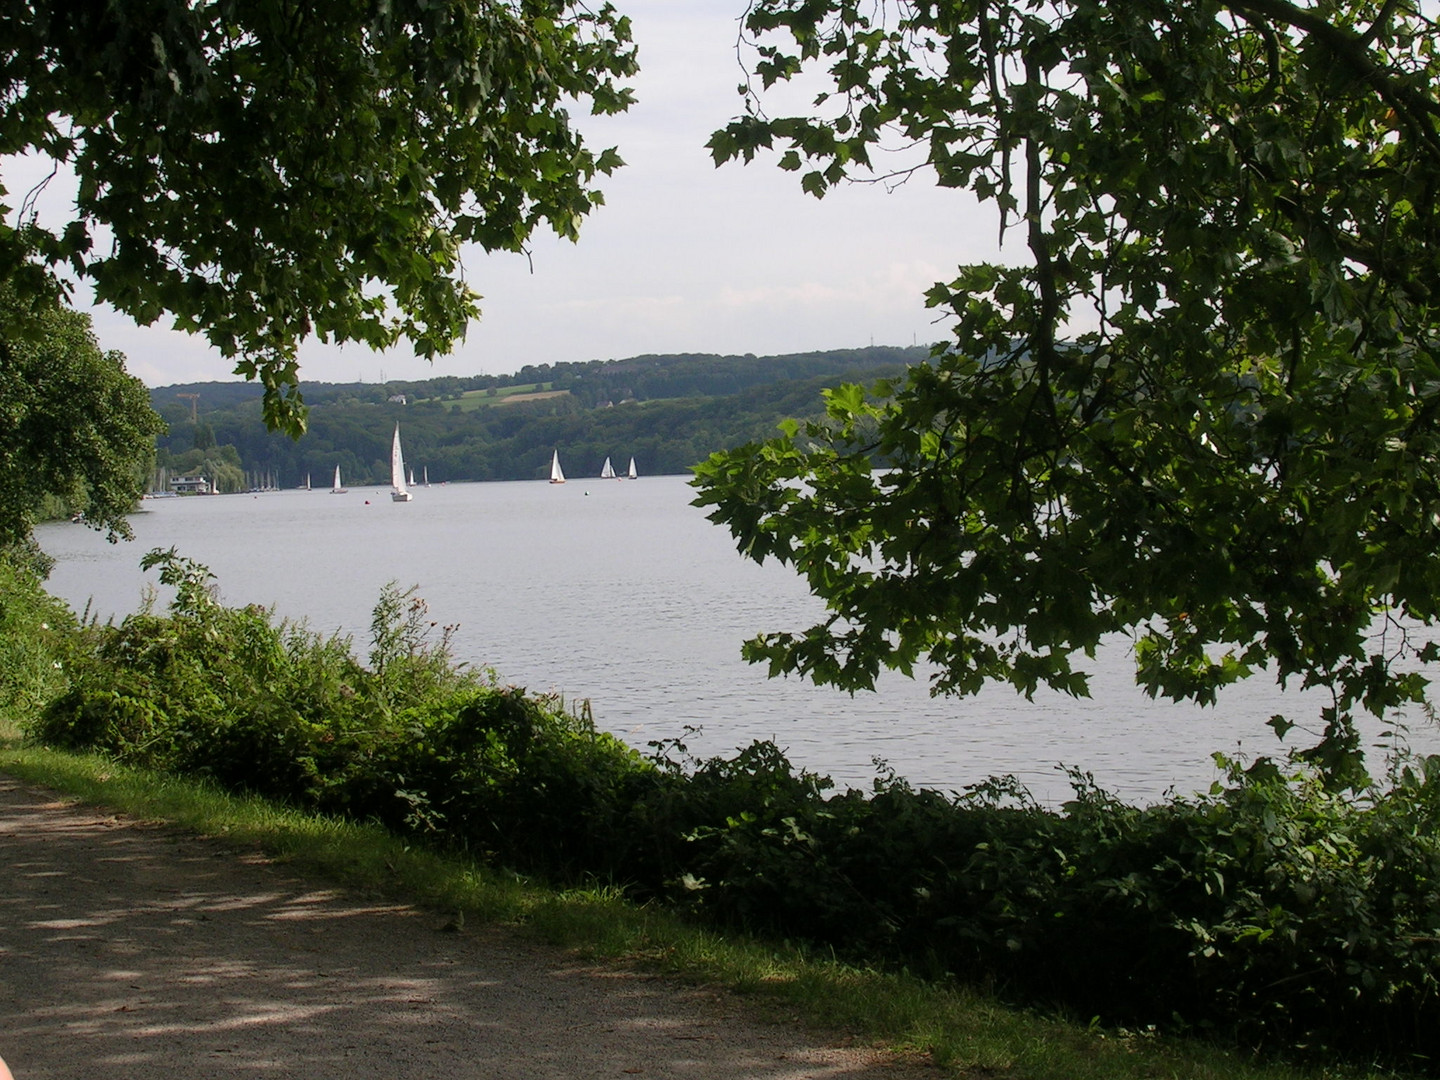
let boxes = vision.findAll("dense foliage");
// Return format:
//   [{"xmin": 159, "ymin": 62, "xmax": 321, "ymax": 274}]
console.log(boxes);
[
  {"xmin": 661, "ymin": 750, "xmax": 1440, "ymax": 1062},
  {"xmin": 28, "ymin": 551, "xmax": 655, "ymax": 872},
  {"xmin": 694, "ymin": 0, "xmax": 1440, "ymax": 781},
  {"xmin": 148, "ymin": 347, "xmax": 922, "ymax": 486},
  {"xmin": 0, "ymin": 0, "xmax": 637, "ymax": 433},
  {"xmin": 0, "ymin": 285, "xmax": 162, "ymax": 547},
  {"xmin": 10, "ymin": 554, "xmax": 1438, "ymax": 1067},
  {"xmin": 0, "ymin": 545, "xmax": 77, "ymax": 720}
]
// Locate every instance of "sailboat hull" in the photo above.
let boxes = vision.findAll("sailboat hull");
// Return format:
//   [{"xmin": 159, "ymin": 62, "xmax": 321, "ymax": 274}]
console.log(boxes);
[{"xmin": 390, "ymin": 423, "xmax": 412, "ymax": 502}]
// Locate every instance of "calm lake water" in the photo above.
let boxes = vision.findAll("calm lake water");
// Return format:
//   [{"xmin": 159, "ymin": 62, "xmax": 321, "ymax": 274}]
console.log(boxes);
[{"xmin": 34, "ymin": 475, "xmax": 1439, "ymax": 804}]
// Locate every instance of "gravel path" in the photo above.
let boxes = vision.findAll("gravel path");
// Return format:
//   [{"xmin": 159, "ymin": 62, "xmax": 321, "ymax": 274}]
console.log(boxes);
[{"xmin": 0, "ymin": 775, "xmax": 934, "ymax": 1079}]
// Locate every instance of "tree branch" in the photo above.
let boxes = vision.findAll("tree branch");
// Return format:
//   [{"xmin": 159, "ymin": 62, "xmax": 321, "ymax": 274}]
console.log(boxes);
[{"xmin": 1223, "ymin": 0, "xmax": 1440, "ymax": 159}]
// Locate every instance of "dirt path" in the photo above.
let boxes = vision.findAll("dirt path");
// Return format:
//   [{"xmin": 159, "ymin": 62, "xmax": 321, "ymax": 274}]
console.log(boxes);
[{"xmin": 0, "ymin": 775, "xmax": 934, "ymax": 1079}]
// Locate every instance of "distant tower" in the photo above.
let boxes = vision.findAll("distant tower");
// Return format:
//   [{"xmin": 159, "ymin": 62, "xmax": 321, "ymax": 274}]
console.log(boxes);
[{"xmin": 176, "ymin": 392, "xmax": 199, "ymax": 424}]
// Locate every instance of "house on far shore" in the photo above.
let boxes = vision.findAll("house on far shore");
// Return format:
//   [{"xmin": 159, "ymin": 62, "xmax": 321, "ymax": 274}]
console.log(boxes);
[
  {"xmin": 388, "ymin": 393, "xmax": 407, "ymax": 405},
  {"xmin": 171, "ymin": 475, "xmax": 212, "ymax": 494}
]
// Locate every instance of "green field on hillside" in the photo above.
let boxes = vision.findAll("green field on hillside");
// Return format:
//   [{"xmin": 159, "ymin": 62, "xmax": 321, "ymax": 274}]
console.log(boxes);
[{"xmin": 442, "ymin": 383, "xmax": 570, "ymax": 411}]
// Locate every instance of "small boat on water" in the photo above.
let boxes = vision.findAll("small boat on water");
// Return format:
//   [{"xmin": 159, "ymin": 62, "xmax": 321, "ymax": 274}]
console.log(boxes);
[
  {"xmin": 331, "ymin": 466, "xmax": 348, "ymax": 494},
  {"xmin": 549, "ymin": 449, "xmax": 566, "ymax": 484},
  {"xmin": 600, "ymin": 456, "xmax": 616, "ymax": 480},
  {"xmin": 627, "ymin": 457, "xmax": 638, "ymax": 480},
  {"xmin": 391, "ymin": 424, "xmax": 412, "ymax": 502}
]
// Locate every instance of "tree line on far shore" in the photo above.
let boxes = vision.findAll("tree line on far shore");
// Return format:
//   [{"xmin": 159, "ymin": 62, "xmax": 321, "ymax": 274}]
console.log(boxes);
[{"xmin": 149, "ymin": 346, "xmax": 925, "ymax": 490}]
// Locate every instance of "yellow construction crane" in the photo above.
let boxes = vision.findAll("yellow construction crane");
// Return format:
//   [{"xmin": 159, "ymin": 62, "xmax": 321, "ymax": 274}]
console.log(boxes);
[{"xmin": 176, "ymin": 393, "xmax": 199, "ymax": 424}]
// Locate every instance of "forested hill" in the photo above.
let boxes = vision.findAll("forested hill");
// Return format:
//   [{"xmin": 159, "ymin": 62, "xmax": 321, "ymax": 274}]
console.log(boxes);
[{"xmin": 150, "ymin": 345, "xmax": 926, "ymax": 489}]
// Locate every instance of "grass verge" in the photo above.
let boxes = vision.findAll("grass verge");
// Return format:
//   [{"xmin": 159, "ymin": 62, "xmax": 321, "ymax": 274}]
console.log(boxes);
[{"xmin": 0, "ymin": 727, "xmax": 1409, "ymax": 1080}]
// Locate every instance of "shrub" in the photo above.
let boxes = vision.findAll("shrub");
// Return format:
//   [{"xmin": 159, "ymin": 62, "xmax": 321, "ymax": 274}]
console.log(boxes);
[
  {"xmin": 0, "ymin": 547, "xmax": 78, "ymax": 728},
  {"xmin": 30, "ymin": 550, "xmax": 658, "ymax": 880},
  {"xmin": 672, "ymin": 753, "xmax": 1440, "ymax": 1062}
]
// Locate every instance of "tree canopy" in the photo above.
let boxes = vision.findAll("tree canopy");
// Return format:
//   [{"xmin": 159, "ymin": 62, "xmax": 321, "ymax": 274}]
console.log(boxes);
[
  {"xmin": 0, "ymin": 0, "xmax": 637, "ymax": 434},
  {"xmin": 693, "ymin": 0, "xmax": 1440, "ymax": 781},
  {"xmin": 0, "ymin": 285, "xmax": 162, "ymax": 551}
]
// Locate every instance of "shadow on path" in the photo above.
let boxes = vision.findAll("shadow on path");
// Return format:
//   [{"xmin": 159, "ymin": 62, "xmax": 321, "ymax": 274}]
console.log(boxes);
[{"xmin": 0, "ymin": 776, "xmax": 931, "ymax": 1079}]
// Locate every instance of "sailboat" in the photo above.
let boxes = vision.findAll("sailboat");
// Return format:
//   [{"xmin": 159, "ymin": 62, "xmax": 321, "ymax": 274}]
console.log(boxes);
[
  {"xmin": 599, "ymin": 456, "xmax": 616, "ymax": 480},
  {"xmin": 423, "ymin": 466, "xmax": 430, "ymax": 487},
  {"xmin": 627, "ymin": 457, "xmax": 638, "ymax": 480},
  {"xmin": 408, "ymin": 467, "xmax": 416, "ymax": 488},
  {"xmin": 331, "ymin": 465, "xmax": 347, "ymax": 494},
  {"xmin": 549, "ymin": 449, "xmax": 566, "ymax": 484},
  {"xmin": 391, "ymin": 424, "xmax": 412, "ymax": 502}
]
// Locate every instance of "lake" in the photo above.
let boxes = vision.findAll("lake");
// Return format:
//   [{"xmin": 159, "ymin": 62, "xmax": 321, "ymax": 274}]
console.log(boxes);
[{"xmin": 33, "ymin": 475, "xmax": 1439, "ymax": 804}]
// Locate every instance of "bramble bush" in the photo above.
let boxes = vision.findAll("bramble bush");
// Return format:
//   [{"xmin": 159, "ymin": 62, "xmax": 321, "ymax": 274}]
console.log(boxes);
[
  {"xmin": 30, "ymin": 550, "xmax": 657, "ymax": 876},
  {"xmin": 0, "ymin": 544, "xmax": 77, "ymax": 727},
  {"xmin": 650, "ymin": 749, "xmax": 1440, "ymax": 1063},
  {"xmin": 12, "ymin": 550, "xmax": 1440, "ymax": 1066}
]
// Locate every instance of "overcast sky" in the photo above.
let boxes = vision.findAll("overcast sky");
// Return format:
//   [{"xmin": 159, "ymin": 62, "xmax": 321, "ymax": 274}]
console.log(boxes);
[{"xmin": 10, "ymin": 2, "xmax": 1004, "ymax": 389}]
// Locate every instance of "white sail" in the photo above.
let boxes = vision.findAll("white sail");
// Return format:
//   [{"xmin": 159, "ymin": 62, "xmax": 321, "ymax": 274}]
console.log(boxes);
[
  {"xmin": 550, "ymin": 449, "xmax": 566, "ymax": 484},
  {"xmin": 627, "ymin": 457, "xmax": 638, "ymax": 480},
  {"xmin": 600, "ymin": 456, "xmax": 616, "ymax": 479},
  {"xmin": 391, "ymin": 424, "xmax": 412, "ymax": 502},
  {"xmin": 331, "ymin": 465, "xmax": 347, "ymax": 494}
]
